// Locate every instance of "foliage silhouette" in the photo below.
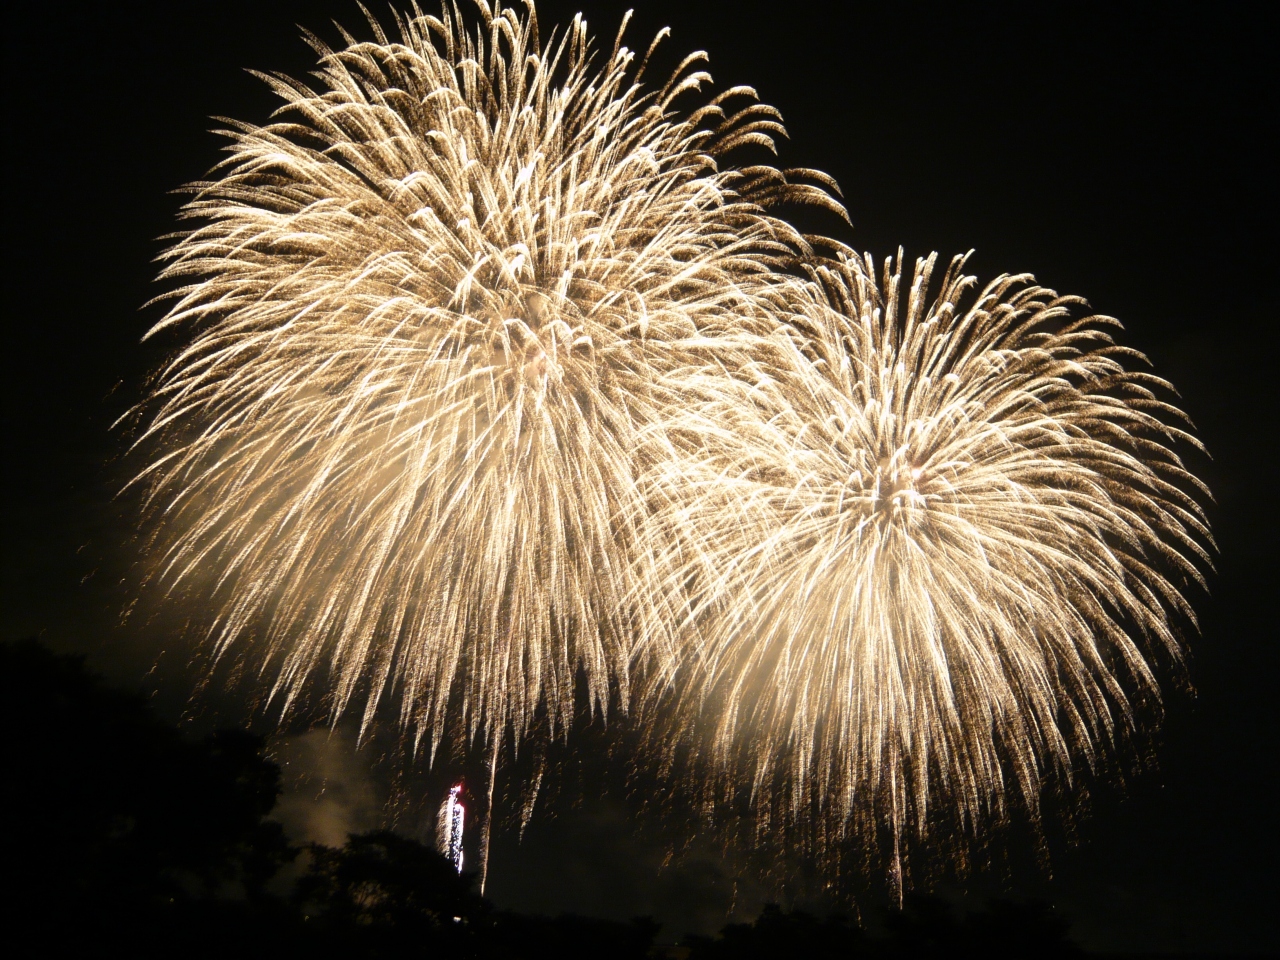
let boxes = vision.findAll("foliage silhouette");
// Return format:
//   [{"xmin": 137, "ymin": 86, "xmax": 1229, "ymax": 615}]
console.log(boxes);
[
  {"xmin": 883, "ymin": 893, "xmax": 1080, "ymax": 956},
  {"xmin": 294, "ymin": 830, "xmax": 487, "ymax": 952},
  {"xmin": 0, "ymin": 639, "xmax": 663, "ymax": 957},
  {"xmin": 685, "ymin": 894, "xmax": 1081, "ymax": 957},
  {"xmin": 3, "ymin": 638, "xmax": 1086, "ymax": 957},
  {"xmin": 489, "ymin": 912, "xmax": 661, "ymax": 959},
  {"xmin": 3, "ymin": 639, "xmax": 294, "ymax": 937},
  {"xmin": 684, "ymin": 903, "xmax": 868, "ymax": 958}
]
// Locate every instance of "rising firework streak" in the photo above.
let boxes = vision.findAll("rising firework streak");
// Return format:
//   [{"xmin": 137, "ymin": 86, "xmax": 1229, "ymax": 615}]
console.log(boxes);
[{"xmin": 439, "ymin": 785, "xmax": 465, "ymax": 873}]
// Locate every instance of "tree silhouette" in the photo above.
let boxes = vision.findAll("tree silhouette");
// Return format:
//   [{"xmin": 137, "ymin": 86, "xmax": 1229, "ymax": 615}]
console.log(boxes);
[
  {"xmin": 295, "ymin": 829, "xmax": 486, "ymax": 949},
  {"xmin": 3, "ymin": 639, "xmax": 1086, "ymax": 957},
  {"xmin": 962, "ymin": 897, "xmax": 1080, "ymax": 956},
  {"xmin": 3, "ymin": 639, "xmax": 295, "ymax": 947},
  {"xmin": 685, "ymin": 894, "xmax": 1082, "ymax": 957},
  {"xmin": 685, "ymin": 903, "xmax": 868, "ymax": 958},
  {"xmin": 490, "ymin": 912, "xmax": 661, "ymax": 960}
]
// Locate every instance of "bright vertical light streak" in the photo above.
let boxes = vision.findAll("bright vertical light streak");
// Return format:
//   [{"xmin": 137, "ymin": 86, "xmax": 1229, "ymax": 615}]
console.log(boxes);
[{"xmin": 440, "ymin": 784, "xmax": 465, "ymax": 873}]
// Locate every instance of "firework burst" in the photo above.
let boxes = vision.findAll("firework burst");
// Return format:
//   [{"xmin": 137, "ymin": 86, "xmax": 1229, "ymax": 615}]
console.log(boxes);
[
  {"xmin": 639, "ymin": 251, "xmax": 1212, "ymax": 884},
  {"xmin": 130, "ymin": 0, "xmax": 1212, "ymax": 894},
  {"xmin": 131, "ymin": 0, "xmax": 837, "ymax": 861}
]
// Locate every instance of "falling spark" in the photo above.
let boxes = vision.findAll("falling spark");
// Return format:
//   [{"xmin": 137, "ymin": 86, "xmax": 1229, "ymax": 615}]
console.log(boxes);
[
  {"xmin": 129, "ymin": 0, "xmax": 837, "ymax": 886},
  {"xmin": 638, "ymin": 251, "xmax": 1212, "ymax": 887}
]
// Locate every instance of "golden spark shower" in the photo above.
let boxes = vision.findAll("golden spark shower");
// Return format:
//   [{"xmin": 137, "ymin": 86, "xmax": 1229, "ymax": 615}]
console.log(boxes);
[
  {"xmin": 638, "ymin": 252, "xmax": 1211, "ymax": 884},
  {"xmin": 133, "ymin": 0, "xmax": 1210, "ymax": 887}
]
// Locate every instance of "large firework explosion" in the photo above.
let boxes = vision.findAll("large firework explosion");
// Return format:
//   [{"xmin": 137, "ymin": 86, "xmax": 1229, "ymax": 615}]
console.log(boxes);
[
  {"xmin": 130, "ymin": 0, "xmax": 836, "ymax": 876},
  {"xmin": 132, "ymin": 0, "xmax": 1211, "ymax": 892},
  {"xmin": 638, "ymin": 251, "xmax": 1212, "ymax": 885}
]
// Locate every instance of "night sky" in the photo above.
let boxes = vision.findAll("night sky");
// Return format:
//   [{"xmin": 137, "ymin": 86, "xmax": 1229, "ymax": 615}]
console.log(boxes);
[{"xmin": 5, "ymin": 1, "xmax": 1276, "ymax": 952}]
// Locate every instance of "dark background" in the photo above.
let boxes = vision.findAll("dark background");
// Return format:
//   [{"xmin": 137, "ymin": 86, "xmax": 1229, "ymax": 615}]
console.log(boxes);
[{"xmin": 4, "ymin": 1, "xmax": 1276, "ymax": 952}]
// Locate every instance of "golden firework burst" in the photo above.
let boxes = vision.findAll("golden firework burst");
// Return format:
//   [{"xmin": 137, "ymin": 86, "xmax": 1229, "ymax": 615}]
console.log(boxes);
[
  {"xmin": 130, "ymin": 1, "xmax": 838, "ymax": 875},
  {"xmin": 638, "ymin": 251, "xmax": 1212, "ymax": 884}
]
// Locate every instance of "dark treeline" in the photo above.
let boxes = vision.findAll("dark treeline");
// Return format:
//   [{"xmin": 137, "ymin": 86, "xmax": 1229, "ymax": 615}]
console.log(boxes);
[{"xmin": 4, "ymin": 639, "xmax": 1081, "ymax": 957}]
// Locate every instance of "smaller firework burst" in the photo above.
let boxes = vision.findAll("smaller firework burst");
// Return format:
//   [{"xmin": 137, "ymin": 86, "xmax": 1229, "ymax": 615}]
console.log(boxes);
[{"xmin": 638, "ymin": 250, "xmax": 1212, "ymax": 886}]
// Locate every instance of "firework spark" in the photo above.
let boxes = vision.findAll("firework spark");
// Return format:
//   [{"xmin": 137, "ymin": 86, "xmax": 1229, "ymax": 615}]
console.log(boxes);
[
  {"xmin": 639, "ymin": 251, "xmax": 1212, "ymax": 885},
  {"xmin": 131, "ymin": 0, "xmax": 837, "ymax": 879}
]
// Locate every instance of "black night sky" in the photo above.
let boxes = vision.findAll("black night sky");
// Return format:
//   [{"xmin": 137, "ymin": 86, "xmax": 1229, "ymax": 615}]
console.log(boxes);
[{"xmin": 5, "ymin": 1, "xmax": 1277, "ymax": 953}]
